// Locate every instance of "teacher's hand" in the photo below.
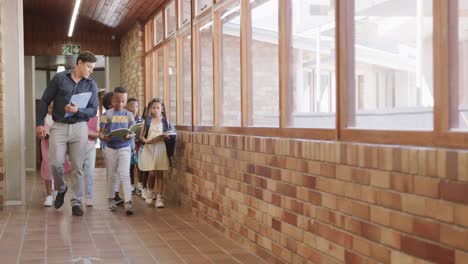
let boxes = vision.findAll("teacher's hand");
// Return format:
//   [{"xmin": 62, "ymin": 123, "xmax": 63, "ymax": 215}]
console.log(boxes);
[
  {"xmin": 36, "ymin": 126, "xmax": 46, "ymax": 139},
  {"xmin": 65, "ymin": 102, "xmax": 78, "ymax": 114}
]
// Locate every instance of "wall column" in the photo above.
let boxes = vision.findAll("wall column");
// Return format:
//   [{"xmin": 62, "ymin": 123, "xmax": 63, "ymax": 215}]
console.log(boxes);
[{"xmin": 3, "ymin": 0, "xmax": 25, "ymax": 205}]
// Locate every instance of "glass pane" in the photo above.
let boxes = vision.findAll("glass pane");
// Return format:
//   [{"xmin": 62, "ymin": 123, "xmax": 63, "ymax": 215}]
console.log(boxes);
[
  {"xmin": 165, "ymin": 1, "xmax": 176, "ymax": 37},
  {"xmin": 158, "ymin": 50, "xmax": 164, "ymax": 98},
  {"xmin": 199, "ymin": 18, "xmax": 213, "ymax": 125},
  {"xmin": 291, "ymin": 0, "xmax": 336, "ymax": 128},
  {"xmin": 353, "ymin": 0, "xmax": 433, "ymax": 130},
  {"xmin": 182, "ymin": 31, "xmax": 192, "ymax": 125},
  {"xmin": 154, "ymin": 13, "xmax": 163, "ymax": 44},
  {"xmin": 196, "ymin": 0, "xmax": 212, "ymax": 16},
  {"xmin": 152, "ymin": 51, "xmax": 158, "ymax": 101},
  {"xmin": 251, "ymin": 0, "xmax": 279, "ymax": 127},
  {"xmin": 179, "ymin": 0, "xmax": 191, "ymax": 27},
  {"xmin": 221, "ymin": 1, "xmax": 241, "ymax": 126},
  {"xmin": 169, "ymin": 40, "xmax": 177, "ymax": 123},
  {"xmin": 145, "ymin": 55, "xmax": 153, "ymax": 100},
  {"xmin": 455, "ymin": 0, "xmax": 468, "ymax": 130}
]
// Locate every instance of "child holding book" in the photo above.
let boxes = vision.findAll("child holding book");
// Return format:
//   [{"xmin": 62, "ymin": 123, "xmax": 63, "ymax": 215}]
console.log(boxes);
[
  {"xmin": 126, "ymin": 98, "xmax": 143, "ymax": 195},
  {"xmin": 138, "ymin": 98, "xmax": 175, "ymax": 208},
  {"xmin": 99, "ymin": 87, "xmax": 135, "ymax": 215}
]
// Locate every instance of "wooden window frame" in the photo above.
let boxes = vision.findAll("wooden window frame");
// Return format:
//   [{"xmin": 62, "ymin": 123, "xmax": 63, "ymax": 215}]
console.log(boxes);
[
  {"xmin": 154, "ymin": 12, "xmax": 164, "ymax": 46},
  {"xmin": 178, "ymin": 0, "xmax": 192, "ymax": 28},
  {"xmin": 194, "ymin": 0, "xmax": 213, "ymax": 18},
  {"xmin": 142, "ymin": 0, "xmax": 468, "ymax": 148}
]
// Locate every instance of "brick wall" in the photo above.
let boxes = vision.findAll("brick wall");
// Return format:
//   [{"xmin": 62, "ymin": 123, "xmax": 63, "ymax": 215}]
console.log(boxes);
[
  {"xmin": 0, "ymin": 1, "xmax": 4, "ymax": 209},
  {"xmin": 121, "ymin": 22, "xmax": 145, "ymax": 114},
  {"xmin": 167, "ymin": 132, "xmax": 468, "ymax": 264}
]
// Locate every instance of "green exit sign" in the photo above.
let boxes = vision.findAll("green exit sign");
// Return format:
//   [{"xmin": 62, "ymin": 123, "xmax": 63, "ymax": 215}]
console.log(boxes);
[{"xmin": 62, "ymin": 44, "xmax": 80, "ymax": 55}]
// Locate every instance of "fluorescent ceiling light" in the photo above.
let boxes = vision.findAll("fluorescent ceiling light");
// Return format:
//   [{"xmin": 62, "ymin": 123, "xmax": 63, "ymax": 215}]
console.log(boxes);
[{"xmin": 68, "ymin": 0, "xmax": 82, "ymax": 37}]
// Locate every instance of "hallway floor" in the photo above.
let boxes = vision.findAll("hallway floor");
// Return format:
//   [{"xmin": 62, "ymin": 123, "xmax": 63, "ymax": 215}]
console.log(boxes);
[{"xmin": 0, "ymin": 169, "xmax": 265, "ymax": 264}]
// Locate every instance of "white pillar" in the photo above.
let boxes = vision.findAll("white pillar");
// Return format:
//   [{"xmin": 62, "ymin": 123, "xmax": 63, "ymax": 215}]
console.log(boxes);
[
  {"xmin": 3, "ymin": 0, "xmax": 25, "ymax": 205},
  {"xmin": 24, "ymin": 56, "xmax": 36, "ymax": 172}
]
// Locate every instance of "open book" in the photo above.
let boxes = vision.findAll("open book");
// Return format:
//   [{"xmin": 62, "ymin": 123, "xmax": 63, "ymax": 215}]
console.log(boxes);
[
  {"xmin": 108, "ymin": 123, "xmax": 143, "ymax": 139},
  {"xmin": 147, "ymin": 130, "xmax": 176, "ymax": 143}
]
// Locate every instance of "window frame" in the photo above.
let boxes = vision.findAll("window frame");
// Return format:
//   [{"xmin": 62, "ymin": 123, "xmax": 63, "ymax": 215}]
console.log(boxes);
[{"xmin": 141, "ymin": 0, "xmax": 468, "ymax": 148}]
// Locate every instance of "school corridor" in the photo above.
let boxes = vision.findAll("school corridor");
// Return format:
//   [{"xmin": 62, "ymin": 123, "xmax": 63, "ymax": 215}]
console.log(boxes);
[
  {"xmin": 0, "ymin": 168, "xmax": 265, "ymax": 264},
  {"xmin": 1, "ymin": 0, "xmax": 468, "ymax": 263}
]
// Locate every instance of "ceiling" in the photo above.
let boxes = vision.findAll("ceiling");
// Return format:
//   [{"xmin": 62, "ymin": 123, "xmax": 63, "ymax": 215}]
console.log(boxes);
[{"xmin": 23, "ymin": 0, "xmax": 166, "ymax": 38}]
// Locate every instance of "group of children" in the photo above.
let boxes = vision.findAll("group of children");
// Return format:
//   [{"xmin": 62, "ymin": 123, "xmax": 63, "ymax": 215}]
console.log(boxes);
[{"xmin": 40, "ymin": 86, "xmax": 175, "ymax": 215}]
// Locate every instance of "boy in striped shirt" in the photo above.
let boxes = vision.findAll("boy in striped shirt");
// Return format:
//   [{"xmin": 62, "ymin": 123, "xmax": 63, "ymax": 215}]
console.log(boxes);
[{"xmin": 99, "ymin": 86, "xmax": 135, "ymax": 215}]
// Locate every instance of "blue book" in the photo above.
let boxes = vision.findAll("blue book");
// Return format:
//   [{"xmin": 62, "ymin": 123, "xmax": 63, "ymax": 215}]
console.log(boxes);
[{"xmin": 65, "ymin": 92, "xmax": 92, "ymax": 117}]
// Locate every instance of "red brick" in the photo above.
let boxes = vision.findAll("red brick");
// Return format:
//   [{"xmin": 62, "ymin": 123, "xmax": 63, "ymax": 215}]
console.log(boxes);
[
  {"xmin": 352, "ymin": 168, "xmax": 371, "ymax": 185},
  {"xmin": 320, "ymin": 163, "xmax": 336, "ymax": 178},
  {"xmin": 345, "ymin": 250, "xmax": 379, "ymax": 264},
  {"xmin": 276, "ymin": 183, "xmax": 296, "ymax": 198},
  {"xmin": 401, "ymin": 235, "xmax": 455, "ymax": 264},
  {"xmin": 413, "ymin": 218, "xmax": 440, "ymax": 241},
  {"xmin": 375, "ymin": 190, "xmax": 402, "ymax": 210},
  {"xmin": 440, "ymin": 181, "xmax": 468, "ymax": 204},
  {"xmin": 414, "ymin": 176, "xmax": 440, "ymax": 198},
  {"xmin": 282, "ymin": 211, "xmax": 297, "ymax": 226},
  {"xmin": 272, "ymin": 218, "xmax": 282, "ymax": 232},
  {"xmin": 391, "ymin": 172, "xmax": 414, "ymax": 193},
  {"xmin": 302, "ymin": 175, "xmax": 316, "ymax": 188},
  {"xmin": 447, "ymin": 151, "xmax": 458, "ymax": 180},
  {"xmin": 440, "ymin": 224, "xmax": 468, "ymax": 251},
  {"xmin": 307, "ymin": 190, "xmax": 322, "ymax": 206}
]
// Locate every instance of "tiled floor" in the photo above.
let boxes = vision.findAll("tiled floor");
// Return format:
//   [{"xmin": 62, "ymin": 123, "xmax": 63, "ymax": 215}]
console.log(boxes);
[{"xmin": 0, "ymin": 169, "xmax": 265, "ymax": 264}]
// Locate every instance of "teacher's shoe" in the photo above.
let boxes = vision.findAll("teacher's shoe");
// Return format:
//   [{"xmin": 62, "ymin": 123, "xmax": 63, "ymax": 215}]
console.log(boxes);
[
  {"xmin": 72, "ymin": 205, "xmax": 83, "ymax": 216},
  {"xmin": 54, "ymin": 186, "xmax": 68, "ymax": 209}
]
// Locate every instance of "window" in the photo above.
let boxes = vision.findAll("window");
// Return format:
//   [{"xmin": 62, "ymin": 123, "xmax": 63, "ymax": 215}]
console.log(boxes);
[
  {"xmin": 454, "ymin": 0, "xmax": 468, "ymax": 130},
  {"xmin": 221, "ymin": 1, "xmax": 241, "ymax": 126},
  {"xmin": 145, "ymin": 19, "xmax": 154, "ymax": 51},
  {"xmin": 154, "ymin": 13, "xmax": 164, "ymax": 45},
  {"xmin": 151, "ymin": 51, "xmax": 158, "ymax": 101},
  {"xmin": 158, "ymin": 49, "xmax": 164, "ymax": 98},
  {"xmin": 165, "ymin": 1, "xmax": 176, "ymax": 37},
  {"xmin": 353, "ymin": 0, "xmax": 433, "ymax": 130},
  {"xmin": 291, "ymin": 0, "xmax": 336, "ymax": 128},
  {"xmin": 251, "ymin": 0, "xmax": 279, "ymax": 127},
  {"xmin": 181, "ymin": 30, "xmax": 192, "ymax": 125},
  {"xmin": 199, "ymin": 18, "xmax": 214, "ymax": 125},
  {"xmin": 179, "ymin": 0, "xmax": 191, "ymax": 27},
  {"xmin": 145, "ymin": 55, "xmax": 153, "ymax": 100},
  {"xmin": 168, "ymin": 39, "xmax": 177, "ymax": 123},
  {"xmin": 195, "ymin": 0, "xmax": 212, "ymax": 17}
]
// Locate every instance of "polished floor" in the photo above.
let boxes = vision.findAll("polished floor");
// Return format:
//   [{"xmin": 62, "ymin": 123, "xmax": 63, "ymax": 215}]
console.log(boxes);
[{"xmin": 0, "ymin": 169, "xmax": 265, "ymax": 264}]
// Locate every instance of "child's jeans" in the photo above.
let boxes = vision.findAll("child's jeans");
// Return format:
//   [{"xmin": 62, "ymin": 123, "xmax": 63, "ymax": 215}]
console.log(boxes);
[{"xmin": 105, "ymin": 146, "xmax": 132, "ymax": 202}]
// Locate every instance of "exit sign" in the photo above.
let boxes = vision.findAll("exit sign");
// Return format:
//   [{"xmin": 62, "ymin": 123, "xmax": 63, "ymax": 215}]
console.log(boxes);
[{"xmin": 62, "ymin": 44, "xmax": 80, "ymax": 55}]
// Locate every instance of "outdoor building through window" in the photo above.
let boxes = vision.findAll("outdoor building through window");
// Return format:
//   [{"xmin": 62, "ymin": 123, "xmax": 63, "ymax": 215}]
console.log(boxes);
[
  {"xmin": 291, "ymin": 0, "xmax": 336, "ymax": 128},
  {"xmin": 221, "ymin": 1, "xmax": 241, "ymax": 127},
  {"xmin": 353, "ymin": 0, "xmax": 433, "ymax": 130},
  {"xmin": 454, "ymin": 0, "xmax": 468, "ymax": 130},
  {"xmin": 251, "ymin": 0, "xmax": 279, "ymax": 127}
]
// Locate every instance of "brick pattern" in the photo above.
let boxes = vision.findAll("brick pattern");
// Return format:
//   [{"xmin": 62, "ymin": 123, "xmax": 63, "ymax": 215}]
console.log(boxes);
[
  {"xmin": 167, "ymin": 132, "xmax": 468, "ymax": 264},
  {"xmin": 0, "ymin": 1, "xmax": 4, "ymax": 209},
  {"xmin": 121, "ymin": 22, "xmax": 145, "ymax": 113}
]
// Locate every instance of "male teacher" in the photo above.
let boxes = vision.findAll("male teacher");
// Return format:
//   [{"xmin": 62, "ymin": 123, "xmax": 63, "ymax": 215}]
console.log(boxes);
[{"xmin": 36, "ymin": 51, "xmax": 99, "ymax": 216}]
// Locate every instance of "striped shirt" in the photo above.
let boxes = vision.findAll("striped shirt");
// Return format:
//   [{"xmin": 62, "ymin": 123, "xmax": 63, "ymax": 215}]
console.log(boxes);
[{"xmin": 100, "ymin": 109, "xmax": 135, "ymax": 149}]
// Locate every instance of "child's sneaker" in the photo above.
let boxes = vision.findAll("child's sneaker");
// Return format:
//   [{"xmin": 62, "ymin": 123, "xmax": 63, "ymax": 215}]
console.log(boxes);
[
  {"xmin": 155, "ymin": 194, "xmax": 164, "ymax": 208},
  {"xmin": 131, "ymin": 185, "xmax": 136, "ymax": 195},
  {"xmin": 114, "ymin": 192, "xmax": 124, "ymax": 205},
  {"xmin": 137, "ymin": 183, "xmax": 143, "ymax": 192},
  {"xmin": 108, "ymin": 198, "xmax": 117, "ymax": 211},
  {"xmin": 141, "ymin": 188, "xmax": 147, "ymax": 199},
  {"xmin": 145, "ymin": 191, "xmax": 154, "ymax": 205},
  {"xmin": 124, "ymin": 201, "xmax": 134, "ymax": 215},
  {"xmin": 86, "ymin": 198, "xmax": 93, "ymax": 207},
  {"xmin": 43, "ymin": 195, "xmax": 53, "ymax": 207}
]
